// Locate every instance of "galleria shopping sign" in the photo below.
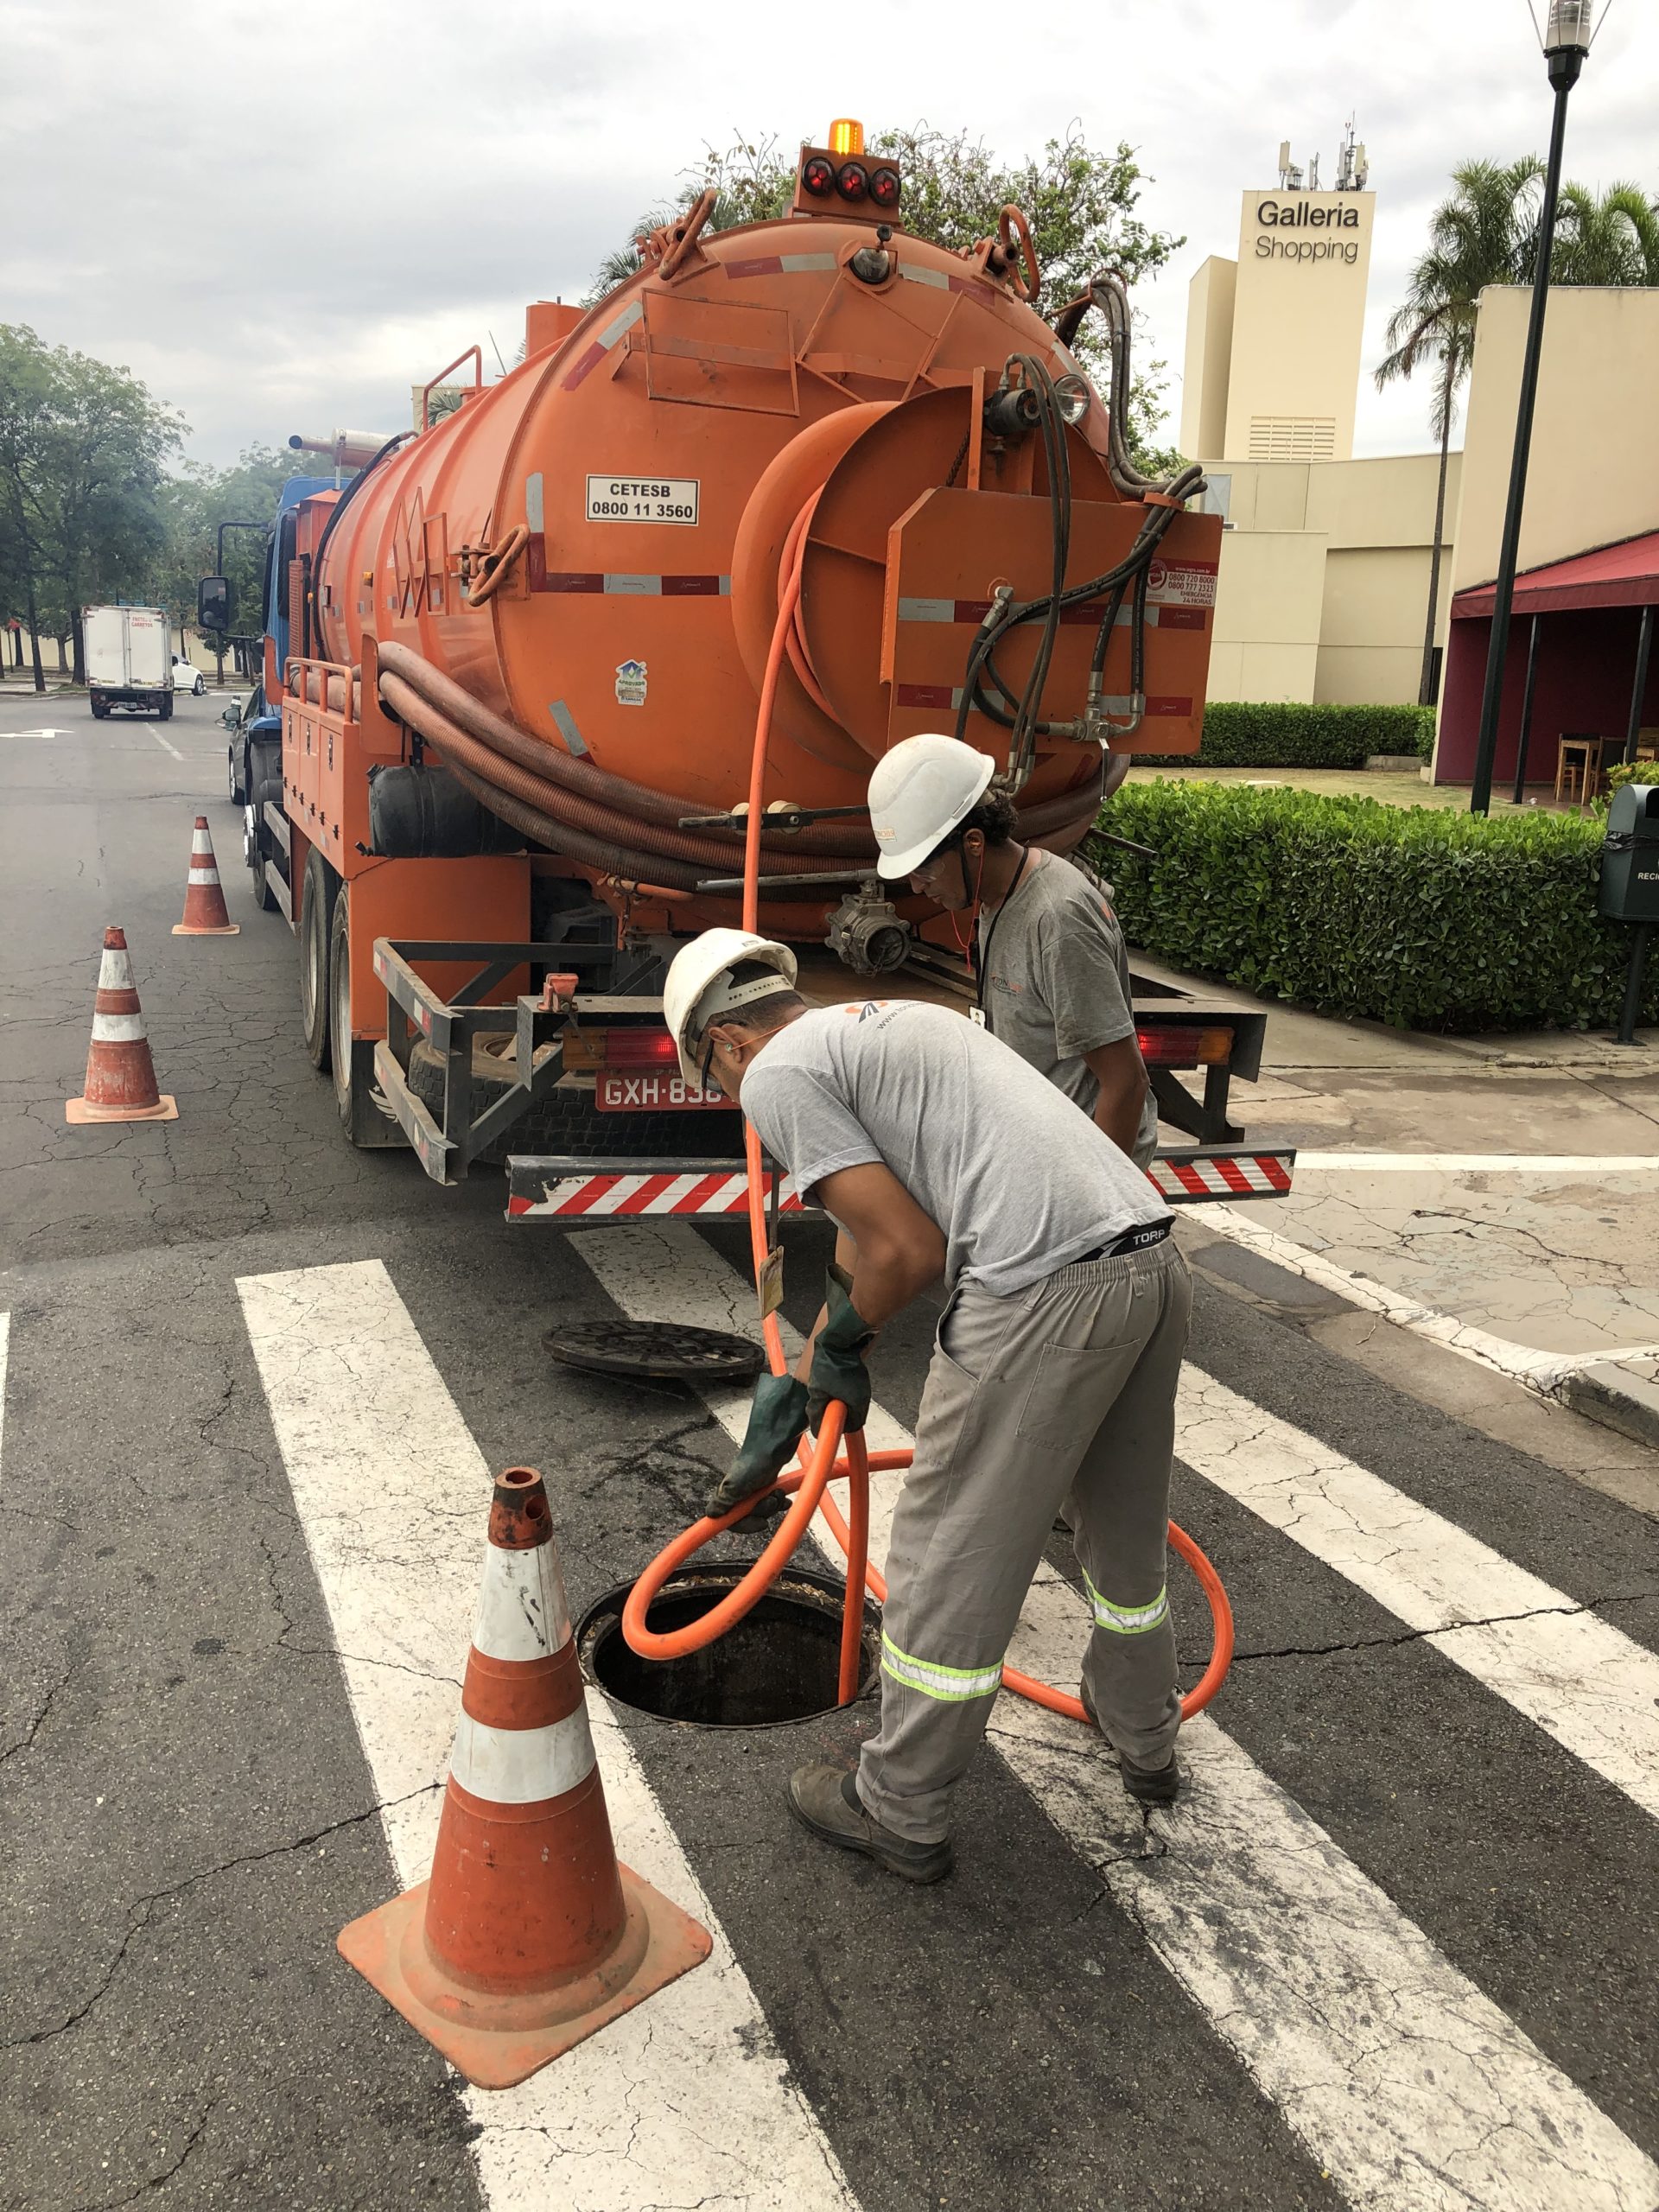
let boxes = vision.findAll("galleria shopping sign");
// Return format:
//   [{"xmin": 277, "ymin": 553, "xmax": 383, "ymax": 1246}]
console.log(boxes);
[{"xmin": 1255, "ymin": 200, "xmax": 1361, "ymax": 265}]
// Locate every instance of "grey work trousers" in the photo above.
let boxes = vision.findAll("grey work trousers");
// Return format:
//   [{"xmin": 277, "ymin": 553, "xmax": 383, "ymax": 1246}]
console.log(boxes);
[{"xmin": 857, "ymin": 1238, "xmax": 1191, "ymax": 1844}]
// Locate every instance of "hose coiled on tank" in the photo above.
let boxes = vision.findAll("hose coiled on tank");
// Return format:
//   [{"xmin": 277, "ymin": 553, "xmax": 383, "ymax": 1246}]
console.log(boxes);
[{"xmin": 375, "ymin": 641, "xmax": 1104, "ymax": 883}]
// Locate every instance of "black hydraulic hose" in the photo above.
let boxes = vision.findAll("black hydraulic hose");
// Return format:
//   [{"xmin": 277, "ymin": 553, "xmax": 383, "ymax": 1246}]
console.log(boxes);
[{"xmin": 310, "ymin": 432, "xmax": 414, "ymax": 664}]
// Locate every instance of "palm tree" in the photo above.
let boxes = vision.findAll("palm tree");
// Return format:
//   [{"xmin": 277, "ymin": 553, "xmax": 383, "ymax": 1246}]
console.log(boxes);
[
  {"xmin": 1376, "ymin": 158, "xmax": 1543, "ymax": 705},
  {"xmin": 1550, "ymin": 181, "xmax": 1659, "ymax": 285}
]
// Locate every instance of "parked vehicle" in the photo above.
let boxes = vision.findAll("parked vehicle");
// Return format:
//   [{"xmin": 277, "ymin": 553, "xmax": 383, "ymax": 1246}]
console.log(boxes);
[
  {"xmin": 86, "ymin": 606, "xmax": 171, "ymax": 719},
  {"xmin": 201, "ymin": 120, "xmax": 1293, "ymax": 1212},
  {"xmin": 172, "ymin": 654, "xmax": 207, "ymax": 696}
]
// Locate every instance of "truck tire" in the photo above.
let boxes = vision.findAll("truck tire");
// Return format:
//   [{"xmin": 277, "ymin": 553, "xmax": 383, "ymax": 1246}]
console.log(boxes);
[
  {"xmin": 159, "ymin": 695, "xmax": 174, "ymax": 721},
  {"xmin": 91, "ymin": 698, "xmax": 108, "ymax": 721},
  {"xmin": 300, "ymin": 849, "xmax": 336, "ymax": 1071},
  {"xmin": 227, "ymin": 740, "xmax": 244, "ymax": 804},
  {"xmin": 328, "ymin": 883, "xmax": 405, "ymax": 1149}
]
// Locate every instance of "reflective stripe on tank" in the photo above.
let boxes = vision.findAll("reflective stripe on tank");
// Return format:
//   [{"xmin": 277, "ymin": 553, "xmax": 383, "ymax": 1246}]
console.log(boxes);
[
  {"xmin": 1082, "ymin": 1571, "xmax": 1169, "ymax": 1635},
  {"xmin": 880, "ymin": 1631, "xmax": 1002, "ymax": 1703}
]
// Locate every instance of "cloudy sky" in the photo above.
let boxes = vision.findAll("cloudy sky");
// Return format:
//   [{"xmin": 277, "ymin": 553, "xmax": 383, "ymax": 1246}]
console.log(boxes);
[{"xmin": 7, "ymin": 0, "xmax": 1652, "ymax": 474}]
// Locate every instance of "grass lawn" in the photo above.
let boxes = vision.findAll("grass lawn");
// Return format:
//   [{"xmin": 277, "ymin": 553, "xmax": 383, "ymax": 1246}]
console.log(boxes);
[{"xmin": 1122, "ymin": 763, "xmax": 1585, "ymax": 816}]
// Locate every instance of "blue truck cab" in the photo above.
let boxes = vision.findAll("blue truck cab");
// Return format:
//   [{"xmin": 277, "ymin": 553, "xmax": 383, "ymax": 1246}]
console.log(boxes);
[{"xmin": 223, "ymin": 474, "xmax": 334, "ymax": 906}]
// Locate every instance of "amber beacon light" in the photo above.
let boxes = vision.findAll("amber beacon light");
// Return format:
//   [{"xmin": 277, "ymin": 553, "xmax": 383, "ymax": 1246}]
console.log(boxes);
[{"xmin": 827, "ymin": 118, "xmax": 865, "ymax": 156}]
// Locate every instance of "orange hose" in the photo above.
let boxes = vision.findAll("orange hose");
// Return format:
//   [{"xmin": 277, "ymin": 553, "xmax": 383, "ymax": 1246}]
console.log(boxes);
[{"xmin": 621, "ymin": 493, "xmax": 1236, "ymax": 1727}]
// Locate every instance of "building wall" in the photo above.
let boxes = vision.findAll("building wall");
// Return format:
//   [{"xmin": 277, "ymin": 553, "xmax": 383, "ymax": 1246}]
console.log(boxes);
[
  {"xmin": 1222, "ymin": 190, "xmax": 1375, "ymax": 463},
  {"xmin": 1450, "ymin": 287, "xmax": 1659, "ymax": 596},
  {"xmin": 1197, "ymin": 453, "xmax": 1459, "ymax": 705},
  {"xmin": 1207, "ymin": 530, "xmax": 1327, "ymax": 702},
  {"xmin": 1180, "ymin": 257, "xmax": 1236, "ymax": 462}
]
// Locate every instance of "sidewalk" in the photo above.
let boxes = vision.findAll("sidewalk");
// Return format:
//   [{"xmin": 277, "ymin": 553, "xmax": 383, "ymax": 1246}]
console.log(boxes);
[{"xmin": 1135, "ymin": 950, "xmax": 1659, "ymax": 1452}]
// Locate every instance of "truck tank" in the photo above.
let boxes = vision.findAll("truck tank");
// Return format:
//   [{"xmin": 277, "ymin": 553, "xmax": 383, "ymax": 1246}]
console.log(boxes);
[{"xmin": 300, "ymin": 141, "xmax": 1222, "ymax": 925}]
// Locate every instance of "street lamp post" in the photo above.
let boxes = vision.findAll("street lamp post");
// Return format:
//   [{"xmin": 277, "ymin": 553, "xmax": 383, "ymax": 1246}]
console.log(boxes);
[{"xmin": 1468, "ymin": 0, "xmax": 1597, "ymax": 815}]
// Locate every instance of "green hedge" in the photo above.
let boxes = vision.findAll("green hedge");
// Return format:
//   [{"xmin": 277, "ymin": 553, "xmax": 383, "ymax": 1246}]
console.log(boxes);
[
  {"xmin": 1142, "ymin": 700, "xmax": 1436, "ymax": 769},
  {"xmin": 1096, "ymin": 780, "xmax": 1656, "ymax": 1033}
]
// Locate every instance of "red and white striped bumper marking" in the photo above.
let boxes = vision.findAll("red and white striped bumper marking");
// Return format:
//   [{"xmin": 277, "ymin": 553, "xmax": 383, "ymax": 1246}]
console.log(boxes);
[
  {"xmin": 507, "ymin": 1170, "xmax": 805, "ymax": 1222},
  {"xmin": 1148, "ymin": 1153, "xmax": 1295, "ymax": 1202}
]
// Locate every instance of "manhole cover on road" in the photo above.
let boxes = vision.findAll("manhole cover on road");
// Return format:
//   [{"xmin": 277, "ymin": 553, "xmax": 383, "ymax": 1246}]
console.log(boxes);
[
  {"xmin": 543, "ymin": 1319, "xmax": 764, "ymax": 1382},
  {"xmin": 579, "ymin": 1567, "xmax": 881, "ymax": 1728}
]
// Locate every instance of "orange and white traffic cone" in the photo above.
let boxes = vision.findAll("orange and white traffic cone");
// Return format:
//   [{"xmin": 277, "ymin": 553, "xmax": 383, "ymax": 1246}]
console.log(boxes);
[
  {"xmin": 338, "ymin": 1466, "xmax": 711, "ymax": 2089},
  {"xmin": 171, "ymin": 816, "xmax": 238, "ymax": 935},
  {"xmin": 65, "ymin": 926, "xmax": 178, "ymax": 1125}
]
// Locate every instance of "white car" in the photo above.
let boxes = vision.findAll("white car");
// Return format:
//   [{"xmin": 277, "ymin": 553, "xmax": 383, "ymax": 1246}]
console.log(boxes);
[{"xmin": 171, "ymin": 655, "xmax": 207, "ymax": 696}]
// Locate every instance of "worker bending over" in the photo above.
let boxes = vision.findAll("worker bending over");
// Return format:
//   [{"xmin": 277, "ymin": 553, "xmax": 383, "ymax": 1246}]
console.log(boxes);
[
  {"xmin": 868, "ymin": 733, "xmax": 1157, "ymax": 1166},
  {"xmin": 664, "ymin": 929, "xmax": 1189, "ymax": 1885}
]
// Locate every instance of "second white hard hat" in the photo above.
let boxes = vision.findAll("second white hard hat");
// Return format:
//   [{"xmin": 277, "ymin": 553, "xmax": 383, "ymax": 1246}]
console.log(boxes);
[
  {"xmin": 868, "ymin": 734, "xmax": 995, "ymax": 880},
  {"xmin": 662, "ymin": 928, "xmax": 799, "ymax": 1085}
]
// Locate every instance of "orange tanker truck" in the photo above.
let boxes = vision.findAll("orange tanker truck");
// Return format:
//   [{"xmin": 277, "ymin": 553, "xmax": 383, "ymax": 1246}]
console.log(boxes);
[{"xmin": 200, "ymin": 120, "xmax": 1294, "ymax": 1219}]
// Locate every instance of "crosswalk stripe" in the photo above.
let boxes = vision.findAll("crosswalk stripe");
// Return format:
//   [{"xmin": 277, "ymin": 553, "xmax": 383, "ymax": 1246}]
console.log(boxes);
[
  {"xmin": 1177, "ymin": 1366, "xmax": 1659, "ymax": 1822},
  {"xmin": 235, "ymin": 1259, "xmax": 858, "ymax": 2212},
  {"xmin": 574, "ymin": 1224, "xmax": 1659, "ymax": 2212}
]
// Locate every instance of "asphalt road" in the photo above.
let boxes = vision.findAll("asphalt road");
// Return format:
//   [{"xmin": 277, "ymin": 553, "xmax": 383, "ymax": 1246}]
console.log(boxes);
[{"xmin": 3, "ymin": 687, "xmax": 1657, "ymax": 2212}]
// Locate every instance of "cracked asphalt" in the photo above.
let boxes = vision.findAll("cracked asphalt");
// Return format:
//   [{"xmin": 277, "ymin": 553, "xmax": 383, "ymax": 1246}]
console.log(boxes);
[{"xmin": 3, "ymin": 688, "xmax": 1658, "ymax": 2212}]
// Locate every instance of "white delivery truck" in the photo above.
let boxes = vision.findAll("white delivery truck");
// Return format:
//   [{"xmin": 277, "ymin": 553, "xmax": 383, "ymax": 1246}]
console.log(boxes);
[{"xmin": 85, "ymin": 605, "xmax": 173, "ymax": 720}]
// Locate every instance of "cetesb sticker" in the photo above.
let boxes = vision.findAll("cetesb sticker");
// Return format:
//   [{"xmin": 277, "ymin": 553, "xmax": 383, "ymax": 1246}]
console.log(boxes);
[{"xmin": 615, "ymin": 658, "xmax": 648, "ymax": 706}]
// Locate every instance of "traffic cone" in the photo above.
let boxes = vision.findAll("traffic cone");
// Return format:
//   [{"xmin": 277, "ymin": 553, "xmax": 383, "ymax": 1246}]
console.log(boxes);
[
  {"xmin": 171, "ymin": 817, "xmax": 238, "ymax": 935},
  {"xmin": 65, "ymin": 927, "xmax": 178, "ymax": 1125},
  {"xmin": 338, "ymin": 1466, "xmax": 711, "ymax": 2089}
]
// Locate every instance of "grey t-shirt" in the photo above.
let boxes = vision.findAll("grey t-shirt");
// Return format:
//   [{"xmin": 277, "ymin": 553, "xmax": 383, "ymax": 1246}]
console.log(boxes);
[
  {"xmin": 976, "ymin": 849, "xmax": 1159, "ymax": 1168},
  {"xmin": 741, "ymin": 1001, "xmax": 1167, "ymax": 1299}
]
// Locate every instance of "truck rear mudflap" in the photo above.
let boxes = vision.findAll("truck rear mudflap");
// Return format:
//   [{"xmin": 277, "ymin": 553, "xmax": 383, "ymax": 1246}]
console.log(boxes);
[{"xmin": 504, "ymin": 1143, "xmax": 1297, "ymax": 1224}]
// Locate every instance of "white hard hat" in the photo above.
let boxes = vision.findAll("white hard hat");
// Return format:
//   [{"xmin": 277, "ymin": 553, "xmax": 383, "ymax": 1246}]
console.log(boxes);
[
  {"xmin": 662, "ymin": 928, "xmax": 799, "ymax": 1084},
  {"xmin": 868, "ymin": 734, "xmax": 995, "ymax": 880}
]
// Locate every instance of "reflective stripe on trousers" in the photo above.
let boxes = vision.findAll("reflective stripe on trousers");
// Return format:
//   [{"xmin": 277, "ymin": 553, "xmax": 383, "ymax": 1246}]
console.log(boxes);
[{"xmin": 1083, "ymin": 1570, "xmax": 1170, "ymax": 1635}]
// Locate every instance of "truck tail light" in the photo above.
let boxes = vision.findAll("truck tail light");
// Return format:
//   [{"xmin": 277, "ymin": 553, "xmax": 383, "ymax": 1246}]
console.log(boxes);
[
  {"xmin": 868, "ymin": 165, "xmax": 901, "ymax": 210},
  {"xmin": 1135, "ymin": 1025, "xmax": 1234, "ymax": 1069},
  {"xmin": 601, "ymin": 1030, "xmax": 680, "ymax": 1068},
  {"xmin": 801, "ymin": 156, "xmax": 836, "ymax": 199},
  {"xmin": 836, "ymin": 162, "xmax": 869, "ymax": 203}
]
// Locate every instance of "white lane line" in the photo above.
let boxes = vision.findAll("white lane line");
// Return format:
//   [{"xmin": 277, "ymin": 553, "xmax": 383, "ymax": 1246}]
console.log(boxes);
[
  {"xmin": 1294, "ymin": 1154, "xmax": 1659, "ymax": 1174},
  {"xmin": 150, "ymin": 728, "xmax": 182, "ymax": 758},
  {"xmin": 1177, "ymin": 1365, "xmax": 1659, "ymax": 1821},
  {"xmin": 576, "ymin": 1224, "xmax": 1659, "ymax": 2212},
  {"xmin": 1195, "ymin": 1202, "xmax": 1659, "ymax": 1389},
  {"xmin": 236, "ymin": 1259, "xmax": 856, "ymax": 2212}
]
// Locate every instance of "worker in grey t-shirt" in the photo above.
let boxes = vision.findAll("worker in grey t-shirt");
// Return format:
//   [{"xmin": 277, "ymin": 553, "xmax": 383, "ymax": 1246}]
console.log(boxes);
[
  {"xmin": 664, "ymin": 930, "xmax": 1191, "ymax": 1885},
  {"xmin": 868, "ymin": 733, "xmax": 1157, "ymax": 1167}
]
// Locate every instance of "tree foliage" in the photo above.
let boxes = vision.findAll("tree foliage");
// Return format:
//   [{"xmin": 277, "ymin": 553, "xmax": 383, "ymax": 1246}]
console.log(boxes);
[
  {"xmin": 588, "ymin": 124, "xmax": 1185, "ymax": 474},
  {"xmin": 0, "ymin": 323, "xmax": 184, "ymax": 684}
]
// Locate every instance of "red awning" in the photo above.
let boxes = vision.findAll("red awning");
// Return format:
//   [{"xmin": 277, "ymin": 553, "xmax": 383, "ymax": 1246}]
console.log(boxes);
[{"xmin": 1452, "ymin": 528, "xmax": 1659, "ymax": 619}]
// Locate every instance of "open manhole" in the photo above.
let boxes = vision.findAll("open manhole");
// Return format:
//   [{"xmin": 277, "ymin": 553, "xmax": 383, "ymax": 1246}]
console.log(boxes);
[
  {"xmin": 543, "ymin": 1319, "xmax": 764, "ymax": 1383},
  {"xmin": 578, "ymin": 1566, "xmax": 880, "ymax": 1728}
]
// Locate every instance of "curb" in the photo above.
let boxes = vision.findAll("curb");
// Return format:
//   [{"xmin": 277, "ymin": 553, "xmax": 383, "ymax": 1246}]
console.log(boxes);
[{"xmin": 1560, "ymin": 1363, "xmax": 1659, "ymax": 1452}]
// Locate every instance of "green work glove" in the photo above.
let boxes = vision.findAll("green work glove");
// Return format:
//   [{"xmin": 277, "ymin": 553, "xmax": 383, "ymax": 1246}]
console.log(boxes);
[
  {"xmin": 707, "ymin": 1373, "xmax": 809, "ymax": 1519},
  {"xmin": 806, "ymin": 1264, "xmax": 876, "ymax": 1436}
]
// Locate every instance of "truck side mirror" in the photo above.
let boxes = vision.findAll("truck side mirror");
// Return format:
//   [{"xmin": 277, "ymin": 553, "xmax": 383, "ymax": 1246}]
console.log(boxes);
[{"xmin": 198, "ymin": 575, "xmax": 231, "ymax": 632}]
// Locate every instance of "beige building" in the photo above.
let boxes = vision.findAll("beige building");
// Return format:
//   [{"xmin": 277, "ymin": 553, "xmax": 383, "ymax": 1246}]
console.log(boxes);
[{"xmin": 1180, "ymin": 148, "xmax": 1454, "ymax": 707}]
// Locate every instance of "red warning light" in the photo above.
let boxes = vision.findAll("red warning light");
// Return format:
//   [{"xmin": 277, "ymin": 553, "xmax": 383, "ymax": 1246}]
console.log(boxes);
[
  {"xmin": 836, "ymin": 161, "xmax": 869, "ymax": 202},
  {"xmin": 868, "ymin": 165, "xmax": 901, "ymax": 210},
  {"xmin": 801, "ymin": 155, "xmax": 836, "ymax": 198}
]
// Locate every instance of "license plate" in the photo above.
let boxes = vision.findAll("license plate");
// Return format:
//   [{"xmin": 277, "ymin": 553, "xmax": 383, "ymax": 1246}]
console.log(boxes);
[{"xmin": 595, "ymin": 1071, "xmax": 734, "ymax": 1112}]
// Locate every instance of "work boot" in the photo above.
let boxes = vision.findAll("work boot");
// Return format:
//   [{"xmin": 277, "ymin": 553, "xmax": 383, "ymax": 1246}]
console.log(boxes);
[
  {"xmin": 786, "ymin": 1764, "xmax": 954, "ymax": 1884},
  {"xmin": 1079, "ymin": 1680, "xmax": 1182, "ymax": 1808}
]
